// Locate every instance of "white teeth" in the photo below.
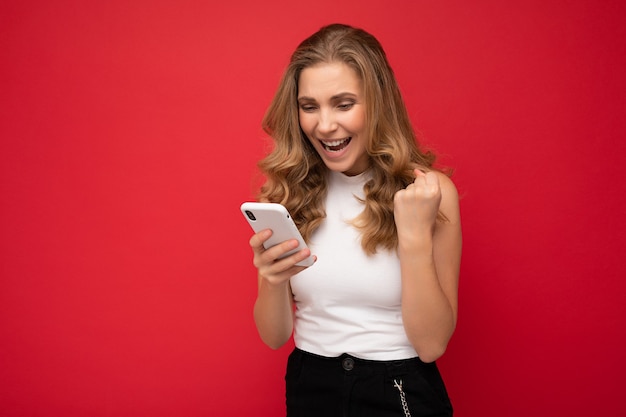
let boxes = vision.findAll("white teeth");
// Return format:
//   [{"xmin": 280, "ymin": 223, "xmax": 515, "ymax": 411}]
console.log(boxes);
[{"xmin": 321, "ymin": 138, "xmax": 348, "ymax": 147}]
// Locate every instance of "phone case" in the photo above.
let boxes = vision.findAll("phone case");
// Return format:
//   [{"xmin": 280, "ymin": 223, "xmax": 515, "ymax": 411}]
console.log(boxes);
[{"xmin": 240, "ymin": 202, "xmax": 314, "ymax": 267}]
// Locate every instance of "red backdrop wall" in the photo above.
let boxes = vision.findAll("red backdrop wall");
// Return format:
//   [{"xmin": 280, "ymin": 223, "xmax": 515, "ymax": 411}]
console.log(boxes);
[{"xmin": 2, "ymin": 1, "xmax": 625, "ymax": 415}]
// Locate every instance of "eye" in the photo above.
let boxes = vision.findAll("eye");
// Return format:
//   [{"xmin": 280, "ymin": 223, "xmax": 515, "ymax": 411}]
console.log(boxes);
[
  {"xmin": 299, "ymin": 104, "xmax": 317, "ymax": 112},
  {"xmin": 337, "ymin": 101, "xmax": 355, "ymax": 110}
]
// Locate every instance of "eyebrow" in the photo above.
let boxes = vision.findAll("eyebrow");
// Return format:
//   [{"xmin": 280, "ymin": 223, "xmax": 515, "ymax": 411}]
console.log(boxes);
[{"xmin": 297, "ymin": 92, "xmax": 358, "ymax": 102}]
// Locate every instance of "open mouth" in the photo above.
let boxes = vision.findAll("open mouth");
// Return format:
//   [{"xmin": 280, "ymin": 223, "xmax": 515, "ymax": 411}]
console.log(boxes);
[{"xmin": 320, "ymin": 137, "xmax": 351, "ymax": 152}]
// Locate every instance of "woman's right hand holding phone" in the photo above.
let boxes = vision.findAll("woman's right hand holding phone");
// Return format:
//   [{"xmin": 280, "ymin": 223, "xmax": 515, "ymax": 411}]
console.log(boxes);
[{"xmin": 249, "ymin": 229, "xmax": 314, "ymax": 285}]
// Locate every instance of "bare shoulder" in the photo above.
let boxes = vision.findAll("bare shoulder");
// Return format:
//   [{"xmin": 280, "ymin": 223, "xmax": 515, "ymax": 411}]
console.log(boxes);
[{"xmin": 434, "ymin": 171, "xmax": 460, "ymax": 223}]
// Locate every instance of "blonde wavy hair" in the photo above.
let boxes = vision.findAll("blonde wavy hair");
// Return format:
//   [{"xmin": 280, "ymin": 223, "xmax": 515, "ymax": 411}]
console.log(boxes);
[{"xmin": 258, "ymin": 23, "xmax": 439, "ymax": 255}]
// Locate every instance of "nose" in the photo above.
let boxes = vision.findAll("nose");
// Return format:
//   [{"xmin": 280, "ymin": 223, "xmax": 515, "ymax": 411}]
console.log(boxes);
[{"xmin": 317, "ymin": 108, "xmax": 337, "ymax": 135}]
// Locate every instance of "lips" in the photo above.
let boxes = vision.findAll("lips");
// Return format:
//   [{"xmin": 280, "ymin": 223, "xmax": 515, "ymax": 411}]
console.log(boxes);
[{"xmin": 320, "ymin": 137, "xmax": 351, "ymax": 152}]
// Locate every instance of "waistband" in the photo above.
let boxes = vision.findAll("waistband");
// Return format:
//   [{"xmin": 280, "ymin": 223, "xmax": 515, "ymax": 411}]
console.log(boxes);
[{"xmin": 292, "ymin": 348, "xmax": 430, "ymax": 376}]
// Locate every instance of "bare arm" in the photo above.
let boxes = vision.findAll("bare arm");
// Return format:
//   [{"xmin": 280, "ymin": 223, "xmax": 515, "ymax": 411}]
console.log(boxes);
[
  {"xmin": 394, "ymin": 169, "xmax": 462, "ymax": 363},
  {"xmin": 250, "ymin": 229, "xmax": 315, "ymax": 349}
]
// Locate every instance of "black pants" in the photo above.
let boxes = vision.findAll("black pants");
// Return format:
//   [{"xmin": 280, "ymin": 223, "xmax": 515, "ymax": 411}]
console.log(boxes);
[{"xmin": 286, "ymin": 348, "xmax": 453, "ymax": 417}]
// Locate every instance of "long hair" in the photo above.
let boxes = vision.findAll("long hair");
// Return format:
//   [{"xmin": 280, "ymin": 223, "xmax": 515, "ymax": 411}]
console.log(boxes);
[{"xmin": 258, "ymin": 23, "xmax": 438, "ymax": 255}]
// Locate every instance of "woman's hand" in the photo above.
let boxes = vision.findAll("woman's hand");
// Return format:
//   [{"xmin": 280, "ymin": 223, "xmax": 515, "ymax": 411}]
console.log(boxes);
[
  {"xmin": 249, "ymin": 229, "xmax": 314, "ymax": 285},
  {"xmin": 393, "ymin": 168, "xmax": 442, "ymax": 241}
]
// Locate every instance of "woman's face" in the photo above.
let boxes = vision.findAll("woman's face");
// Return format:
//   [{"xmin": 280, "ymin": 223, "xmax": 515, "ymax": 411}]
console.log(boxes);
[{"xmin": 297, "ymin": 61, "xmax": 369, "ymax": 176}]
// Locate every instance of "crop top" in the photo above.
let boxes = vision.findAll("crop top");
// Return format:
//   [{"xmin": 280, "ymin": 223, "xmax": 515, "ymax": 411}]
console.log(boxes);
[{"xmin": 290, "ymin": 170, "xmax": 418, "ymax": 360}]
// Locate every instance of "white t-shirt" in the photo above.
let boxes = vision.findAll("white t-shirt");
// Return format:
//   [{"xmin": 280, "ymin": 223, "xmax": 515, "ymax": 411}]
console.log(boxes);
[{"xmin": 291, "ymin": 170, "xmax": 418, "ymax": 360}]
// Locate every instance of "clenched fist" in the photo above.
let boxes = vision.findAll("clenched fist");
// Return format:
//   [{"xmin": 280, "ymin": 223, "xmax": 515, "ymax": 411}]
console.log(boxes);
[{"xmin": 394, "ymin": 168, "xmax": 442, "ymax": 241}]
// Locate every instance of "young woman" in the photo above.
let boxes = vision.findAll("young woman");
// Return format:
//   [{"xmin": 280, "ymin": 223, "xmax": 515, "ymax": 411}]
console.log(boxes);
[{"xmin": 248, "ymin": 23, "xmax": 461, "ymax": 417}]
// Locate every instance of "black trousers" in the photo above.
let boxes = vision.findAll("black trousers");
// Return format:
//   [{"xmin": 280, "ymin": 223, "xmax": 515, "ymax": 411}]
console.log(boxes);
[{"xmin": 285, "ymin": 348, "xmax": 453, "ymax": 417}]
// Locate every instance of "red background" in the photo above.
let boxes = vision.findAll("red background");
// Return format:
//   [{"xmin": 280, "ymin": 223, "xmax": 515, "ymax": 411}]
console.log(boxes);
[{"xmin": 2, "ymin": 1, "xmax": 625, "ymax": 415}]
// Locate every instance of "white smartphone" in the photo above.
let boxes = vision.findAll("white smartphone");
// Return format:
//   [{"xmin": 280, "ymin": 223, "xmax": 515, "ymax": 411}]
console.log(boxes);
[{"xmin": 240, "ymin": 202, "xmax": 314, "ymax": 267}]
